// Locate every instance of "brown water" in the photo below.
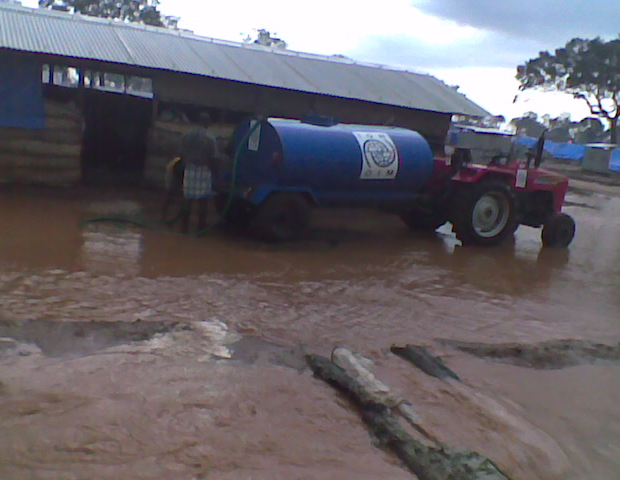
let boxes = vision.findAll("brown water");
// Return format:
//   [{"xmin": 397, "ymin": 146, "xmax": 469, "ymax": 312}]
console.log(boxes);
[{"xmin": 1, "ymin": 184, "xmax": 619, "ymax": 479}]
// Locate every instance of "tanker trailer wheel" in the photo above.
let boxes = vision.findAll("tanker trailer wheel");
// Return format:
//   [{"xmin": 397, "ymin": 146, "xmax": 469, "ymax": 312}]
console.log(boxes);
[
  {"xmin": 452, "ymin": 181, "xmax": 517, "ymax": 246},
  {"xmin": 215, "ymin": 195, "xmax": 255, "ymax": 230},
  {"xmin": 250, "ymin": 193, "xmax": 311, "ymax": 242},
  {"xmin": 542, "ymin": 213, "xmax": 575, "ymax": 248}
]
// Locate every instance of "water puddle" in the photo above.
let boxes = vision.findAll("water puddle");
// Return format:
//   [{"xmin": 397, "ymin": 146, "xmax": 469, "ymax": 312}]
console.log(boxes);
[
  {"xmin": 1, "ymin": 185, "xmax": 620, "ymax": 479},
  {"xmin": 0, "ymin": 319, "xmax": 179, "ymax": 358}
]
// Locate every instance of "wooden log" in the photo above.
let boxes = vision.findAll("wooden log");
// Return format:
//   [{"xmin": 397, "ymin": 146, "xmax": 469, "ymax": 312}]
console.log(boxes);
[
  {"xmin": 364, "ymin": 409, "xmax": 510, "ymax": 480},
  {"xmin": 391, "ymin": 344, "xmax": 570, "ymax": 476},
  {"xmin": 306, "ymin": 353, "xmax": 510, "ymax": 480},
  {"xmin": 332, "ymin": 347, "xmax": 442, "ymax": 448},
  {"xmin": 332, "ymin": 347, "xmax": 398, "ymax": 406},
  {"xmin": 391, "ymin": 345, "xmax": 461, "ymax": 381}
]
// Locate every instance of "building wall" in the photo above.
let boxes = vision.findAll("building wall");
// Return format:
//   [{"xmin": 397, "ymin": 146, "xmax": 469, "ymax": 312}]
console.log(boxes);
[
  {"xmin": 155, "ymin": 72, "xmax": 451, "ymax": 146},
  {"xmin": 0, "ymin": 99, "xmax": 83, "ymax": 185},
  {"xmin": 1, "ymin": 53, "xmax": 452, "ymax": 187}
]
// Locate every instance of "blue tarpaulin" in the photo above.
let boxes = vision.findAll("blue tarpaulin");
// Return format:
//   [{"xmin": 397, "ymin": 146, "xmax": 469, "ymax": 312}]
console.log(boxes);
[
  {"xmin": 514, "ymin": 136, "xmax": 585, "ymax": 162},
  {"xmin": 545, "ymin": 140, "xmax": 585, "ymax": 162},
  {"xmin": 0, "ymin": 53, "xmax": 45, "ymax": 129},
  {"xmin": 514, "ymin": 136, "xmax": 537, "ymax": 148},
  {"xmin": 609, "ymin": 150, "xmax": 620, "ymax": 173}
]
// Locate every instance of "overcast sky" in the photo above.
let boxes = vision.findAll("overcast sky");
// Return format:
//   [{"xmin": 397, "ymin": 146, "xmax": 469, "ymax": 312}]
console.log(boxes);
[
  {"xmin": 155, "ymin": 0, "xmax": 620, "ymax": 123},
  {"xmin": 22, "ymin": 0, "xmax": 620, "ymax": 122}
]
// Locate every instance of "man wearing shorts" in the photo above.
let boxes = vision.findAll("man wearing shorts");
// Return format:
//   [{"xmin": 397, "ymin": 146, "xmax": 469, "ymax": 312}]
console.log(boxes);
[{"xmin": 179, "ymin": 112, "xmax": 219, "ymax": 233}]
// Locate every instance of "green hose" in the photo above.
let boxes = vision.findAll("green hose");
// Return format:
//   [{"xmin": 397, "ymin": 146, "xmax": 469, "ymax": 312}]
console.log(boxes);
[
  {"xmin": 78, "ymin": 118, "xmax": 265, "ymax": 237},
  {"xmin": 195, "ymin": 117, "xmax": 264, "ymax": 237},
  {"xmin": 78, "ymin": 212, "xmax": 182, "ymax": 234}
]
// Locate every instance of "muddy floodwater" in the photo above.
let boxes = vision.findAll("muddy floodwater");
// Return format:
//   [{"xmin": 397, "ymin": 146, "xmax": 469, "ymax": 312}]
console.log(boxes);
[{"xmin": 1, "ymin": 183, "xmax": 619, "ymax": 480}]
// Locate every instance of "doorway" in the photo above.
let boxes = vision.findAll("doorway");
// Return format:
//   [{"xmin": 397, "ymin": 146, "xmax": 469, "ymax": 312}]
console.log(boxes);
[{"xmin": 81, "ymin": 90, "xmax": 152, "ymax": 184}]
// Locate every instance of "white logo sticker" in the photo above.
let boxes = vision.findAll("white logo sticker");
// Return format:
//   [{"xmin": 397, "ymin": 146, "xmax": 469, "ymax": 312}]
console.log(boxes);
[
  {"xmin": 516, "ymin": 169, "xmax": 527, "ymax": 188},
  {"xmin": 353, "ymin": 132, "xmax": 399, "ymax": 180},
  {"xmin": 248, "ymin": 120, "xmax": 261, "ymax": 151}
]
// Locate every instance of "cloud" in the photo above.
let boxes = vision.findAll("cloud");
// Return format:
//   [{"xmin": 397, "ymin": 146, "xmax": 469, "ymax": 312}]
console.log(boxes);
[
  {"xmin": 349, "ymin": 31, "xmax": 541, "ymax": 70},
  {"xmin": 414, "ymin": 0, "xmax": 620, "ymax": 44}
]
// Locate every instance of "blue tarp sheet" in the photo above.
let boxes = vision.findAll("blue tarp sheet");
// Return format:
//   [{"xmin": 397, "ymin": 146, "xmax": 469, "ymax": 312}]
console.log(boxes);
[
  {"xmin": 609, "ymin": 150, "xmax": 620, "ymax": 173},
  {"xmin": 514, "ymin": 136, "xmax": 585, "ymax": 162},
  {"xmin": 514, "ymin": 136, "xmax": 537, "ymax": 148},
  {"xmin": 545, "ymin": 140, "xmax": 585, "ymax": 162},
  {"xmin": 0, "ymin": 53, "xmax": 45, "ymax": 129}
]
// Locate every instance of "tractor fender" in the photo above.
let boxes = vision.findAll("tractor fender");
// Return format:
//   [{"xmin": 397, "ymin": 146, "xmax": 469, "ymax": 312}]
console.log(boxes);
[{"xmin": 450, "ymin": 168, "xmax": 514, "ymax": 186}]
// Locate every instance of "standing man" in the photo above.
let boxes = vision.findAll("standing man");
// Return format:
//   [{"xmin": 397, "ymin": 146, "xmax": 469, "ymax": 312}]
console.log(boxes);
[{"xmin": 179, "ymin": 111, "xmax": 219, "ymax": 233}]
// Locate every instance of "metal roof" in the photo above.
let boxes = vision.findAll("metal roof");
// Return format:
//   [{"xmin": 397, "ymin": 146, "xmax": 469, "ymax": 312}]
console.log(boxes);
[{"xmin": 0, "ymin": 2, "xmax": 489, "ymax": 117}]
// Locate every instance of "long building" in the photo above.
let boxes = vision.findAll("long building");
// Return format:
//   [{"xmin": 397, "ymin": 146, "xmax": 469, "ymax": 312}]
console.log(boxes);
[{"xmin": 0, "ymin": 1, "xmax": 489, "ymax": 186}]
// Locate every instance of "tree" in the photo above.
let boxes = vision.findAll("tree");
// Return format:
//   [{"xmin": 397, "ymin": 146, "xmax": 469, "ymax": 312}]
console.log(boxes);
[
  {"xmin": 517, "ymin": 37, "xmax": 620, "ymax": 144},
  {"xmin": 38, "ymin": 0, "xmax": 179, "ymax": 28},
  {"xmin": 574, "ymin": 117, "xmax": 604, "ymax": 144},
  {"xmin": 510, "ymin": 112, "xmax": 547, "ymax": 138}
]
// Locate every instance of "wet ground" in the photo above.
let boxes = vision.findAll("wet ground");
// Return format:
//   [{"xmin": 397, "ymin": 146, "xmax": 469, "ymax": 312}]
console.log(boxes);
[{"xmin": 1, "ymin": 181, "xmax": 619, "ymax": 479}]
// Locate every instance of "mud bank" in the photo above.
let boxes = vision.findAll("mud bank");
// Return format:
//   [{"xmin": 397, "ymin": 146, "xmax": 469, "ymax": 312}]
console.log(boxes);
[{"xmin": 440, "ymin": 339, "xmax": 620, "ymax": 369}]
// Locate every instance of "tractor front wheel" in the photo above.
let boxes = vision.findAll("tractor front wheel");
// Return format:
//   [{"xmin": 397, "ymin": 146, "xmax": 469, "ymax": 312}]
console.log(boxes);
[
  {"xmin": 452, "ymin": 181, "xmax": 517, "ymax": 246},
  {"xmin": 542, "ymin": 213, "xmax": 575, "ymax": 248},
  {"xmin": 250, "ymin": 193, "xmax": 311, "ymax": 242}
]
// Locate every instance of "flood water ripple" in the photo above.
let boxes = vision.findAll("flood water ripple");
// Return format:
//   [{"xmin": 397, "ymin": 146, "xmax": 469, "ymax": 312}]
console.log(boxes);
[{"xmin": 0, "ymin": 186, "xmax": 619, "ymax": 479}]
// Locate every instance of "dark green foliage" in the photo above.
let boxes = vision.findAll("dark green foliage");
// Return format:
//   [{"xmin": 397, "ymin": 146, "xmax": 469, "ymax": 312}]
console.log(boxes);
[
  {"xmin": 38, "ymin": 0, "xmax": 179, "ymax": 28},
  {"xmin": 517, "ymin": 37, "xmax": 620, "ymax": 144}
]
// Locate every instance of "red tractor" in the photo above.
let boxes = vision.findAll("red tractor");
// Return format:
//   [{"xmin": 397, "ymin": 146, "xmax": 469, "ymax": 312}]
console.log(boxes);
[
  {"xmin": 401, "ymin": 132, "xmax": 576, "ymax": 247},
  {"xmin": 219, "ymin": 118, "xmax": 575, "ymax": 247}
]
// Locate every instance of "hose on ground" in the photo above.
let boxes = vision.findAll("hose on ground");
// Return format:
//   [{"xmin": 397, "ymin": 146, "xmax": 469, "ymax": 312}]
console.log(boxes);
[{"xmin": 78, "ymin": 118, "xmax": 265, "ymax": 237}]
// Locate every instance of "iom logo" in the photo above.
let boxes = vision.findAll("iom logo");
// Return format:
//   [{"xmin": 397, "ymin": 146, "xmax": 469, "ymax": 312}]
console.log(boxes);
[
  {"xmin": 364, "ymin": 139, "xmax": 396, "ymax": 168},
  {"xmin": 353, "ymin": 132, "xmax": 399, "ymax": 180}
]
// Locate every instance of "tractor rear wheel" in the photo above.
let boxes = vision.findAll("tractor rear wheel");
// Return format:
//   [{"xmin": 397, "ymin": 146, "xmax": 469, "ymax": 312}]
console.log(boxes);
[
  {"xmin": 542, "ymin": 213, "xmax": 575, "ymax": 247},
  {"xmin": 250, "ymin": 193, "xmax": 311, "ymax": 242},
  {"xmin": 452, "ymin": 181, "xmax": 517, "ymax": 246}
]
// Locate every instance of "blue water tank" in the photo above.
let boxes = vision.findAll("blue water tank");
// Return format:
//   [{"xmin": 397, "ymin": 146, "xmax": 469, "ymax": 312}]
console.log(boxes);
[{"xmin": 230, "ymin": 118, "xmax": 434, "ymax": 207}]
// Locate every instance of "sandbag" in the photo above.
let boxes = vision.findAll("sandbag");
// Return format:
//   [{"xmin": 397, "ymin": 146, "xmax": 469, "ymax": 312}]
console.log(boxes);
[
  {"xmin": 0, "ymin": 140, "xmax": 81, "ymax": 157},
  {"xmin": 44, "ymin": 100, "xmax": 82, "ymax": 121},
  {"xmin": 0, "ymin": 127, "xmax": 82, "ymax": 145},
  {"xmin": 45, "ymin": 117, "xmax": 83, "ymax": 131},
  {"xmin": 3, "ymin": 154, "xmax": 80, "ymax": 169}
]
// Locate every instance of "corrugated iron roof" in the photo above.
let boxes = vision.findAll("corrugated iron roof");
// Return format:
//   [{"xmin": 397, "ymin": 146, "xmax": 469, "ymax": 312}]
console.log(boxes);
[{"xmin": 0, "ymin": 2, "xmax": 489, "ymax": 117}]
